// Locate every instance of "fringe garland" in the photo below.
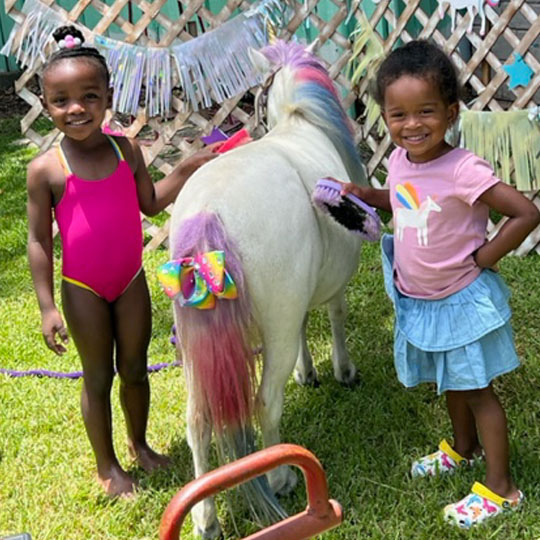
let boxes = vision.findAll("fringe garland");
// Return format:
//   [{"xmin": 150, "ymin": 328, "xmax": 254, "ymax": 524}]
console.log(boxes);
[
  {"xmin": 170, "ymin": 8, "xmax": 274, "ymax": 112},
  {"xmin": 460, "ymin": 110, "xmax": 540, "ymax": 191},
  {"xmin": 94, "ymin": 36, "xmax": 172, "ymax": 117},
  {"xmin": 0, "ymin": 0, "xmax": 64, "ymax": 69},
  {"xmin": 0, "ymin": 0, "xmax": 290, "ymax": 116},
  {"xmin": 349, "ymin": 13, "xmax": 386, "ymax": 136}
]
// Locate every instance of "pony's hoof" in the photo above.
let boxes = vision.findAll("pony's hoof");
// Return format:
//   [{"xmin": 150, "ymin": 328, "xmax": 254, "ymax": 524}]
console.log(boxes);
[
  {"xmin": 195, "ymin": 520, "xmax": 222, "ymax": 539},
  {"xmin": 293, "ymin": 368, "xmax": 320, "ymax": 387},
  {"xmin": 337, "ymin": 366, "xmax": 359, "ymax": 387}
]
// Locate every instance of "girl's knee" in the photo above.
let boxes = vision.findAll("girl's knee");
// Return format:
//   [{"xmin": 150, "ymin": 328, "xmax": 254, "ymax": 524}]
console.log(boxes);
[
  {"xmin": 117, "ymin": 358, "xmax": 148, "ymax": 385},
  {"xmin": 83, "ymin": 373, "xmax": 114, "ymax": 398}
]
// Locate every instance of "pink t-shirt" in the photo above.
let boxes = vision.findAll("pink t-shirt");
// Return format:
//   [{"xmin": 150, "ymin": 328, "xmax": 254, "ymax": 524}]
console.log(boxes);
[{"xmin": 387, "ymin": 147, "xmax": 499, "ymax": 299}]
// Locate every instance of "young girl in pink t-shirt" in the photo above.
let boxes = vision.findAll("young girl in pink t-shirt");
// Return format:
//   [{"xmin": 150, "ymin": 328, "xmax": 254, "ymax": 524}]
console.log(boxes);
[{"xmin": 343, "ymin": 40, "xmax": 539, "ymax": 528}]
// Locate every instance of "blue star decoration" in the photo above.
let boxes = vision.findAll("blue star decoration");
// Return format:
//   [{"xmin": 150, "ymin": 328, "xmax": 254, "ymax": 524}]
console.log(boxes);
[{"xmin": 503, "ymin": 53, "xmax": 534, "ymax": 90}]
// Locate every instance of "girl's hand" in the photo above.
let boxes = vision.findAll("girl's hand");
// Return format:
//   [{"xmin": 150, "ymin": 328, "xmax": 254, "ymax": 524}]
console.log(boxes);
[
  {"xmin": 331, "ymin": 177, "xmax": 392, "ymax": 212},
  {"xmin": 339, "ymin": 180, "xmax": 370, "ymax": 201},
  {"xmin": 180, "ymin": 143, "xmax": 221, "ymax": 178},
  {"xmin": 42, "ymin": 308, "xmax": 69, "ymax": 355}
]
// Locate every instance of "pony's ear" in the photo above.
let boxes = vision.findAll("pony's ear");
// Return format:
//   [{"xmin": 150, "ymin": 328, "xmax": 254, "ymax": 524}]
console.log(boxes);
[{"xmin": 249, "ymin": 47, "xmax": 271, "ymax": 75}]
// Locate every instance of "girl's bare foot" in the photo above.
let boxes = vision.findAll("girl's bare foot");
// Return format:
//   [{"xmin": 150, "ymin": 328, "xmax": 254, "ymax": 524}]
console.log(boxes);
[
  {"xmin": 97, "ymin": 465, "xmax": 136, "ymax": 497},
  {"xmin": 129, "ymin": 442, "xmax": 171, "ymax": 472}
]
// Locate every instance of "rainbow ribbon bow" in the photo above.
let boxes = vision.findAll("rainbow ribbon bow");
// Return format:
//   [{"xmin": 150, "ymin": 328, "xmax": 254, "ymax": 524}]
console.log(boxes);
[{"xmin": 157, "ymin": 250, "xmax": 238, "ymax": 309}]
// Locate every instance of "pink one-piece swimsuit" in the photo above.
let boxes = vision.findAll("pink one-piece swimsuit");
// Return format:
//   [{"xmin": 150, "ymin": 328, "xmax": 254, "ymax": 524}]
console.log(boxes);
[{"xmin": 54, "ymin": 136, "xmax": 143, "ymax": 302}]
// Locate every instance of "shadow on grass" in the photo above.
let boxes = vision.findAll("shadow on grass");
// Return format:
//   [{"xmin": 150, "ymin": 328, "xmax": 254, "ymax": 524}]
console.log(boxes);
[{"xmin": 133, "ymin": 436, "xmax": 195, "ymax": 494}]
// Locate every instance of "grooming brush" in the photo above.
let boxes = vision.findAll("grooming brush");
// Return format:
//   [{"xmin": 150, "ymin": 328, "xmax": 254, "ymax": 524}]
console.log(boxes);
[
  {"xmin": 312, "ymin": 178, "xmax": 381, "ymax": 241},
  {"xmin": 215, "ymin": 128, "xmax": 253, "ymax": 153}
]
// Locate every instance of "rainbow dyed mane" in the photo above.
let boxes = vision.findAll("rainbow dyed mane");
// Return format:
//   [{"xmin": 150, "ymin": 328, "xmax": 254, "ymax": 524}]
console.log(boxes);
[{"xmin": 261, "ymin": 40, "xmax": 367, "ymax": 186}]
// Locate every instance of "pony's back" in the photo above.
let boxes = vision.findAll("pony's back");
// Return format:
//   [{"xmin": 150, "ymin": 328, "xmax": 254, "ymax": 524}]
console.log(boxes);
[{"xmin": 171, "ymin": 120, "xmax": 362, "ymax": 308}]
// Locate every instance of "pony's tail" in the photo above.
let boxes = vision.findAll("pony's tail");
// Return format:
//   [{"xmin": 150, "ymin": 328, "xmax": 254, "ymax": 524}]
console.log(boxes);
[{"xmin": 172, "ymin": 212, "xmax": 285, "ymax": 525}]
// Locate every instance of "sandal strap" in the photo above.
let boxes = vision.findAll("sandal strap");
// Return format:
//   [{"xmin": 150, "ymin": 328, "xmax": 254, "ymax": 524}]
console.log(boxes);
[
  {"xmin": 439, "ymin": 439, "xmax": 469, "ymax": 466},
  {"xmin": 471, "ymin": 482, "xmax": 513, "ymax": 509}
]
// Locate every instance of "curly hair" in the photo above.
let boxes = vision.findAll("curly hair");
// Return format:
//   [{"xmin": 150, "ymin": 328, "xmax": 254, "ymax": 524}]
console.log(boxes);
[
  {"xmin": 41, "ymin": 25, "xmax": 110, "ymax": 88},
  {"xmin": 373, "ymin": 40, "xmax": 461, "ymax": 108}
]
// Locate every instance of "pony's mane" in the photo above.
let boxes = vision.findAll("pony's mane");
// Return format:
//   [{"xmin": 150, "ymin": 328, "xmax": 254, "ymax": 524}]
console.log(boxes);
[{"xmin": 262, "ymin": 40, "xmax": 366, "ymax": 185}]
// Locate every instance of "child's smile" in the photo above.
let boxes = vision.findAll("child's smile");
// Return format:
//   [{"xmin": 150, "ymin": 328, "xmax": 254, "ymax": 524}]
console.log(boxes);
[
  {"xmin": 66, "ymin": 118, "xmax": 92, "ymax": 126},
  {"xmin": 383, "ymin": 75, "xmax": 458, "ymax": 163},
  {"xmin": 42, "ymin": 59, "xmax": 110, "ymax": 142}
]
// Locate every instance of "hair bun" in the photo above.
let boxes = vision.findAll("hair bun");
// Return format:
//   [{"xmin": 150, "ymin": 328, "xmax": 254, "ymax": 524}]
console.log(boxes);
[{"xmin": 52, "ymin": 25, "xmax": 85, "ymax": 49}]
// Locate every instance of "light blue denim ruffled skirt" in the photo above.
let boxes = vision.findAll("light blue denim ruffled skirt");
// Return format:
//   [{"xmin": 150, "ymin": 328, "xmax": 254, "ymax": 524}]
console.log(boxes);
[{"xmin": 381, "ymin": 234, "xmax": 519, "ymax": 394}]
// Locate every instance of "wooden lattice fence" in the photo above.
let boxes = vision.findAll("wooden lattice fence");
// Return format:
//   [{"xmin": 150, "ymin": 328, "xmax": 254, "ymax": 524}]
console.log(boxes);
[{"xmin": 3, "ymin": 0, "xmax": 540, "ymax": 253}]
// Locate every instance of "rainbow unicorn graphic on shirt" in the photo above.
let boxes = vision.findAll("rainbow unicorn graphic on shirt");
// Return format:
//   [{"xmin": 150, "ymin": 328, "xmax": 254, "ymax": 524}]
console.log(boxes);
[{"xmin": 395, "ymin": 182, "xmax": 441, "ymax": 246}]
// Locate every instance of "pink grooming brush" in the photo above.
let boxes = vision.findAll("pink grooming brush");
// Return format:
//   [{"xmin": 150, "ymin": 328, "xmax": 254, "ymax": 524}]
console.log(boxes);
[
  {"xmin": 312, "ymin": 178, "xmax": 381, "ymax": 241},
  {"xmin": 215, "ymin": 128, "xmax": 253, "ymax": 153}
]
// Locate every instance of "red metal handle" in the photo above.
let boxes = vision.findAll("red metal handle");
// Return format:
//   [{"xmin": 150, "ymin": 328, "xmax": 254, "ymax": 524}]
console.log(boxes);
[{"xmin": 159, "ymin": 443, "xmax": 343, "ymax": 540}]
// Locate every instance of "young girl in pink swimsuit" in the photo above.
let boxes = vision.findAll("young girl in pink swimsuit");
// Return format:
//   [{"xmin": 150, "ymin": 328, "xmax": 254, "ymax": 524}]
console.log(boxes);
[
  {"xmin": 27, "ymin": 25, "xmax": 219, "ymax": 497},
  {"xmin": 342, "ymin": 41, "xmax": 539, "ymax": 528}
]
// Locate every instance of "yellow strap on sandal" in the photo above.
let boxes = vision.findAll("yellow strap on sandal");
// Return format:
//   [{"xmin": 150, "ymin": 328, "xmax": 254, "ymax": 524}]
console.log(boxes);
[
  {"xmin": 439, "ymin": 439, "xmax": 469, "ymax": 467},
  {"xmin": 471, "ymin": 482, "xmax": 514, "ymax": 509}
]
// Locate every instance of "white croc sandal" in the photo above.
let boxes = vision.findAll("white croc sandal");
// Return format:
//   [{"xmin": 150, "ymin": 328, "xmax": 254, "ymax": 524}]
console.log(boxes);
[
  {"xmin": 444, "ymin": 481, "xmax": 524, "ymax": 529},
  {"xmin": 411, "ymin": 439, "xmax": 481, "ymax": 478}
]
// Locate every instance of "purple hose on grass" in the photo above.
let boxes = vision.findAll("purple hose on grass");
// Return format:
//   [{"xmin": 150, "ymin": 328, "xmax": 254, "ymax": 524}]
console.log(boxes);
[
  {"xmin": 1, "ymin": 324, "xmax": 182, "ymax": 379},
  {"xmin": 0, "ymin": 361, "xmax": 181, "ymax": 379}
]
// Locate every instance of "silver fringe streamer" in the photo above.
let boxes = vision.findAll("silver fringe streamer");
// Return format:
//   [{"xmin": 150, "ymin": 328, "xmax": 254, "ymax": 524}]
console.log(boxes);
[
  {"xmin": 170, "ymin": 0, "xmax": 290, "ymax": 111},
  {"xmin": 0, "ymin": 0, "xmax": 65, "ymax": 70},
  {"xmin": 94, "ymin": 36, "xmax": 172, "ymax": 117},
  {"xmin": 1, "ymin": 0, "xmax": 290, "ymax": 116}
]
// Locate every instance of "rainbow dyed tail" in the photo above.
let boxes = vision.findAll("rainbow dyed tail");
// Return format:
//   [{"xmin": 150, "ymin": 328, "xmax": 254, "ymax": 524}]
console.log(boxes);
[{"xmin": 171, "ymin": 212, "xmax": 285, "ymax": 525}]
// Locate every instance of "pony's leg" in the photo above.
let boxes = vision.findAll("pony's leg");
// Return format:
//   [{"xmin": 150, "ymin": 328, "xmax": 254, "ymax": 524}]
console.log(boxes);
[
  {"xmin": 293, "ymin": 314, "xmax": 319, "ymax": 387},
  {"xmin": 467, "ymin": 6, "xmax": 476, "ymax": 32},
  {"xmin": 478, "ymin": 5, "xmax": 485, "ymax": 35},
  {"xmin": 438, "ymin": 0, "xmax": 445, "ymax": 18},
  {"xmin": 258, "ymin": 329, "xmax": 301, "ymax": 496},
  {"xmin": 185, "ymin": 387, "xmax": 222, "ymax": 539},
  {"xmin": 327, "ymin": 290, "xmax": 357, "ymax": 385}
]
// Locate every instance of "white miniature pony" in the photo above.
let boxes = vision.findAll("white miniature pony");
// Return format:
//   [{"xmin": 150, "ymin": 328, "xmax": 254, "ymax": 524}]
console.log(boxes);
[
  {"xmin": 395, "ymin": 196, "xmax": 441, "ymax": 246},
  {"xmin": 437, "ymin": 0, "xmax": 500, "ymax": 35},
  {"xmin": 370, "ymin": 0, "xmax": 499, "ymax": 36},
  {"xmin": 165, "ymin": 40, "xmax": 368, "ymax": 538}
]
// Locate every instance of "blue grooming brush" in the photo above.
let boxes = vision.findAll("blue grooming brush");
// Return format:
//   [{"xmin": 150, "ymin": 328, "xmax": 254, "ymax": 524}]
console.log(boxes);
[{"xmin": 312, "ymin": 178, "xmax": 381, "ymax": 241}]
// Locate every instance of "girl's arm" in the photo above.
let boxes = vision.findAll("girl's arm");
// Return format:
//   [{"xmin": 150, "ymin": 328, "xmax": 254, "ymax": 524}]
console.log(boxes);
[
  {"xmin": 339, "ymin": 181, "xmax": 392, "ymax": 212},
  {"xmin": 27, "ymin": 159, "xmax": 69, "ymax": 355},
  {"xmin": 130, "ymin": 138, "xmax": 219, "ymax": 216},
  {"xmin": 476, "ymin": 183, "xmax": 540, "ymax": 268}
]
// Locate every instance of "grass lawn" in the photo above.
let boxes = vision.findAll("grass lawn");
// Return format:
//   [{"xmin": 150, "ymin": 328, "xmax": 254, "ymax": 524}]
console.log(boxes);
[{"xmin": 1, "ymin": 116, "xmax": 540, "ymax": 539}]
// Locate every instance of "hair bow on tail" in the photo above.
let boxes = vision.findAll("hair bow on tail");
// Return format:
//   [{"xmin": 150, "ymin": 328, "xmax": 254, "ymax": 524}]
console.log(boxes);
[{"xmin": 157, "ymin": 250, "xmax": 237, "ymax": 309}]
